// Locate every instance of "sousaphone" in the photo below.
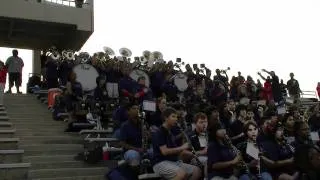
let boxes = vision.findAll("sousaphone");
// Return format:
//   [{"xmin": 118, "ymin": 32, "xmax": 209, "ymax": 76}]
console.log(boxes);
[
  {"xmin": 119, "ymin": 48, "xmax": 132, "ymax": 58},
  {"xmin": 103, "ymin": 46, "xmax": 115, "ymax": 57}
]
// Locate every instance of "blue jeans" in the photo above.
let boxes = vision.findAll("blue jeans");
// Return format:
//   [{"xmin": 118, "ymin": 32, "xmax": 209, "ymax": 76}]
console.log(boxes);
[
  {"xmin": 124, "ymin": 148, "xmax": 153, "ymax": 166},
  {"xmin": 239, "ymin": 172, "xmax": 272, "ymax": 180}
]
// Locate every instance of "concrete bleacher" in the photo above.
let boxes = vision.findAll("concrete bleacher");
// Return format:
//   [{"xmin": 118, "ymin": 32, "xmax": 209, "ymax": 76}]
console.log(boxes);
[{"xmin": 2, "ymin": 94, "xmax": 109, "ymax": 180}]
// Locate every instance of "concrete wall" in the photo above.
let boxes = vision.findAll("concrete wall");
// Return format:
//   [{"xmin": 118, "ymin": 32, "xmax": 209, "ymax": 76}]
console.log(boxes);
[
  {"xmin": 32, "ymin": 50, "xmax": 41, "ymax": 75},
  {"xmin": 0, "ymin": 0, "xmax": 93, "ymax": 31}
]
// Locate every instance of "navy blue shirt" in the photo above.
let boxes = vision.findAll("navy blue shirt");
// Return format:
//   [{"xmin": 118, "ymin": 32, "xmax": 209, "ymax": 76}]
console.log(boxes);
[
  {"xmin": 119, "ymin": 76, "xmax": 137, "ymax": 96},
  {"xmin": 71, "ymin": 81, "xmax": 83, "ymax": 99},
  {"xmin": 119, "ymin": 120, "xmax": 142, "ymax": 150},
  {"xmin": 261, "ymin": 140, "xmax": 295, "ymax": 176},
  {"xmin": 112, "ymin": 106, "xmax": 128, "ymax": 129},
  {"xmin": 207, "ymin": 141, "xmax": 236, "ymax": 179},
  {"xmin": 46, "ymin": 60, "xmax": 58, "ymax": 79},
  {"xmin": 152, "ymin": 126, "xmax": 179, "ymax": 164}
]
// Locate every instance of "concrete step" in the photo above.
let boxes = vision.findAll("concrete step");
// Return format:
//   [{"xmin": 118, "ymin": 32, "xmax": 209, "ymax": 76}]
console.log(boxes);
[
  {"xmin": 0, "ymin": 122, "xmax": 13, "ymax": 130},
  {"xmin": 30, "ymin": 161, "xmax": 110, "ymax": 170},
  {"xmin": 29, "ymin": 167, "xmax": 108, "ymax": 179},
  {"xmin": 0, "ymin": 116, "xmax": 10, "ymax": 122},
  {"xmin": 0, "ymin": 111, "xmax": 7, "ymax": 116},
  {"xmin": 16, "ymin": 131, "xmax": 77, "ymax": 137},
  {"xmin": 0, "ymin": 129, "xmax": 15, "ymax": 138},
  {"xmin": 0, "ymin": 163, "xmax": 30, "ymax": 180},
  {"xmin": 20, "ymin": 136, "xmax": 82, "ymax": 145},
  {"xmin": 20, "ymin": 144, "xmax": 82, "ymax": 151},
  {"xmin": 24, "ymin": 146, "xmax": 82, "ymax": 156},
  {"xmin": 0, "ymin": 150, "xmax": 24, "ymax": 163},
  {"xmin": 24, "ymin": 155, "xmax": 76, "ymax": 163},
  {"xmin": 0, "ymin": 138, "xmax": 19, "ymax": 150},
  {"xmin": 32, "ymin": 175, "xmax": 105, "ymax": 180}
]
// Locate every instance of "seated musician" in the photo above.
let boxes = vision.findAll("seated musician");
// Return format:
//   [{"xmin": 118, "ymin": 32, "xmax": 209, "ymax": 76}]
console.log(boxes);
[
  {"xmin": 260, "ymin": 123, "xmax": 298, "ymax": 180},
  {"xmin": 119, "ymin": 102, "xmax": 150, "ymax": 168},
  {"xmin": 292, "ymin": 121, "xmax": 313, "ymax": 148},
  {"xmin": 236, "ymin": 121, "xmax": 272, "ymax": 180},
  {"xmin": 294, "ymin": 144, "xmax": 320, "ymax": 180},
  {"xmin": 187, "ymin": 112, "xmax": 208, "ymax": 177},
  {"xmin": 148, "ymin": 96, "xmax": 167, "ymax": 128},
  {"xmin": 229, "ymin": 105, "xmax": 247, "ymax": 145},
  {"xmin": 207, "ymin": 123, "xmax": 240, "ymax": 180},
  {"xmin": 281, "ymin": 113, "xmax": 295, "ymax": 143},
  {"xmin": 152, "ymin": 107, "xmax": 202, "ymax": 180},
  {"xmin": 112, "ymin": 97, "xmax": 129, "ymax": 138}
]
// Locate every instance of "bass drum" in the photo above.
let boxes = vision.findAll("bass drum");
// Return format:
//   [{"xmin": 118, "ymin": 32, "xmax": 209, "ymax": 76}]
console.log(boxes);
[
  {"xmin": 129, "ymin": 69, "xmax": 150, "ymax": 87},
  {"xmin": 73, "ymin": 64, "xmax": 99, "ymax": 92},
  {"xmin": 172, "ymin": 73, "xmax": 188, "ymax": 92}
]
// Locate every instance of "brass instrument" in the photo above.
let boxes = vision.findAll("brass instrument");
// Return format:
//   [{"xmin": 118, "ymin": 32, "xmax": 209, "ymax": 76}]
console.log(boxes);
[
  {"xmin": 220, "ymin": 67, "xmax": 231, "ymax": 74},
  {"xmin": 119, "ymin": 48, "xmax": 132, "ymax": 59},
  {"xmin": 224, "ymin": 135, "xmax": 250, "ymax": 175}
]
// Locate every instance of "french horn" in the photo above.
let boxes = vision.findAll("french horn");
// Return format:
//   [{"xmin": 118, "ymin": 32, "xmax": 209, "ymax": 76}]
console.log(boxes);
[{"xmin": 119, "ymin": 48, "xmax": 132, "ymax": 58}]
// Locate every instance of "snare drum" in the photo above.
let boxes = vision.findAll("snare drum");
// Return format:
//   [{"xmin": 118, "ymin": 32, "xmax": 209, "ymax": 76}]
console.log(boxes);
[
  {"xmin": 129, "ymin": 69, "xmax": 150, "ymax": 87},
  {"xmin": 172, "ymin": 73, "xmax": 188, "ymax": 92},
  {"xmin": 73, "ymin": 64, "xmax": 99, "ymax": 92}
]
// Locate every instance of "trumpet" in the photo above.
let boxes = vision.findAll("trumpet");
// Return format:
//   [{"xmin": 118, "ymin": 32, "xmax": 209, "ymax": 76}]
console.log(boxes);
[{"xmin": 220, "ymin": 67, "xmax": 230, "ymax": 74}]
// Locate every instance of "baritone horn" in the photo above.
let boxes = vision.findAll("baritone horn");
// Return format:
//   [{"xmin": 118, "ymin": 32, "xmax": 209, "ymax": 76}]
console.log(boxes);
[{"xmin": 103, "ymin": 46, "xmax": 115, "ymax": 57}]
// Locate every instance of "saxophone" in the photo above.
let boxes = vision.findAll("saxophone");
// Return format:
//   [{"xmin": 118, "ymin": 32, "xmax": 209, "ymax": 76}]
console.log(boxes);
[
  {"xmin": 139, "ymin": 110, "xmax": 150, "ymax": 174},
  {"xmin": 224, "ymin": 135, "xmax": 250, "ymax": 176}
]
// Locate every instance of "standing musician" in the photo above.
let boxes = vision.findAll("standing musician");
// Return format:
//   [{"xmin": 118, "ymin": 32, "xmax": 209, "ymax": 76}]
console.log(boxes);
[
  {"xmin": 152, "ymin": 107, "xmax": 202, "ymax": 180},
  {"xmin": 236, "ymin": 121, "xmax": 273, "ymax": 180},
  {"xmin": 207, "ymin": 123, "xmax": 241, "ymax": 180},
  {"xmin": 133, "ymin": 76, "xmax": 153, "ymax": 103}
]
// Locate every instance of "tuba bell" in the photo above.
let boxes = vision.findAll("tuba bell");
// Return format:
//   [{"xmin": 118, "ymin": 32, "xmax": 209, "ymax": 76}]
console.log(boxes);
[
  {"xmin": 66, "ymin": 50, "xmax": 75, "ymax": 61},
  {"xmin": 103, "ymin": 46, "xmax": 115, "ymax": 56},
  {"xmin": 119, "ymin": 48, "xmax": 132, "ymax": 58},
  {"xmin": 78, "ymin": 52, "xmax": 91, "ymax": 64}
]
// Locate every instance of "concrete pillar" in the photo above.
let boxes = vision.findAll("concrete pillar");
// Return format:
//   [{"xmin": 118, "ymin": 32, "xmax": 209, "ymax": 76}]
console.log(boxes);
[{"xmin": 32, "ymin": 50, "xmax": 41, "ymax": 75}]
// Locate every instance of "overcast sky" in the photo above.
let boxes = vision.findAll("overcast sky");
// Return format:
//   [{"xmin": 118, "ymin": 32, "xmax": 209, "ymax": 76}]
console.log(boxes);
[{"xmin": 1, "ymin": 0, "xmax": 320, "ymax": 95}]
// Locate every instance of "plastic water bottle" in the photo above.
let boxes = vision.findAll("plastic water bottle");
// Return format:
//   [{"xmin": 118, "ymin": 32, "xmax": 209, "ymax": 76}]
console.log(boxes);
[{"xmin": 102, "ymin": 142, "xmax": 109, "ymax": 161}]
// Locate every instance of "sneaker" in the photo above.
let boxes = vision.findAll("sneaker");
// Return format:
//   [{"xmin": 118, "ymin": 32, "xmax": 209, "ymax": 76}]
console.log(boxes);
[
  {"xmin": 17, "ymin": 91, "xmax": 22, "ymax": 94},
  {"xmin": 5, "ymin": 90, "xmax": 11, "ymax": 94}
]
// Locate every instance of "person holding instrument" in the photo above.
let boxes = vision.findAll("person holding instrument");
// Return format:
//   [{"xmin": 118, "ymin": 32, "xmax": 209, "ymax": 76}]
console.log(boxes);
[
  {"xmin": 236, "ymin": 121, "xmax": 272, "ymax": 180},
  {"xmin": 152, "ymin": 107, "xmax": 201, "ymax": 180},
  {"xmin": 207, "ymin": 123, "xmax": 240, "ymax": 180}
]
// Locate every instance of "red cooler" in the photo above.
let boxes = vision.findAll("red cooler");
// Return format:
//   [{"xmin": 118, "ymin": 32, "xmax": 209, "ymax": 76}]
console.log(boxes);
[{"xmin": 48, "ymin": 88, "xmax": 62, "ymax": 109}]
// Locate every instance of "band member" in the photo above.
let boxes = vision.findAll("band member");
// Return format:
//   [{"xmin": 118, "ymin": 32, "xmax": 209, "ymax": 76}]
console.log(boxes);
[
  {"xmin": 260, "ymin": 123, "xmax": 298, "ymax": 180},
  {"xmin": 281, "ymin": 113, "xmax": 295, "ymax": 142},
  {"xmin": 294, "ymin": 144, "xmax": 320, "ymax": 180},
  {"xmin": 237, "ymin": 121, "xmax": 273, "ymax": 180},
  {"xmin": 187, "ymin": 112, "xmax": 208, "ymax": 176},
  {"xmin": 133, "ymin": 76, "xmax": 153, "ymax": 103},
  {"xmin": 119, "ymin": 102, "xmax": 148, "ymax": 168},
  {"xmin": 229, "ymin": 105, "xmax": 247, "ymax": 145},
  {"xmin": 207, "ymin": 123, "xmax": 240, "ymax": 180},
  {"xmin": 152, "ymin": 107, "xmax": 202, "ymax": 180},
  {"xmin": 292, "ymin": 121, "xmax": 313, "ymax": 148},
  {"xmin": 5, "ymin": 49, "xmax": 24, "ymax": 93},
  {"xmin": 148, "ymin": 96, "xmax": 167, "ymax": 128}
]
